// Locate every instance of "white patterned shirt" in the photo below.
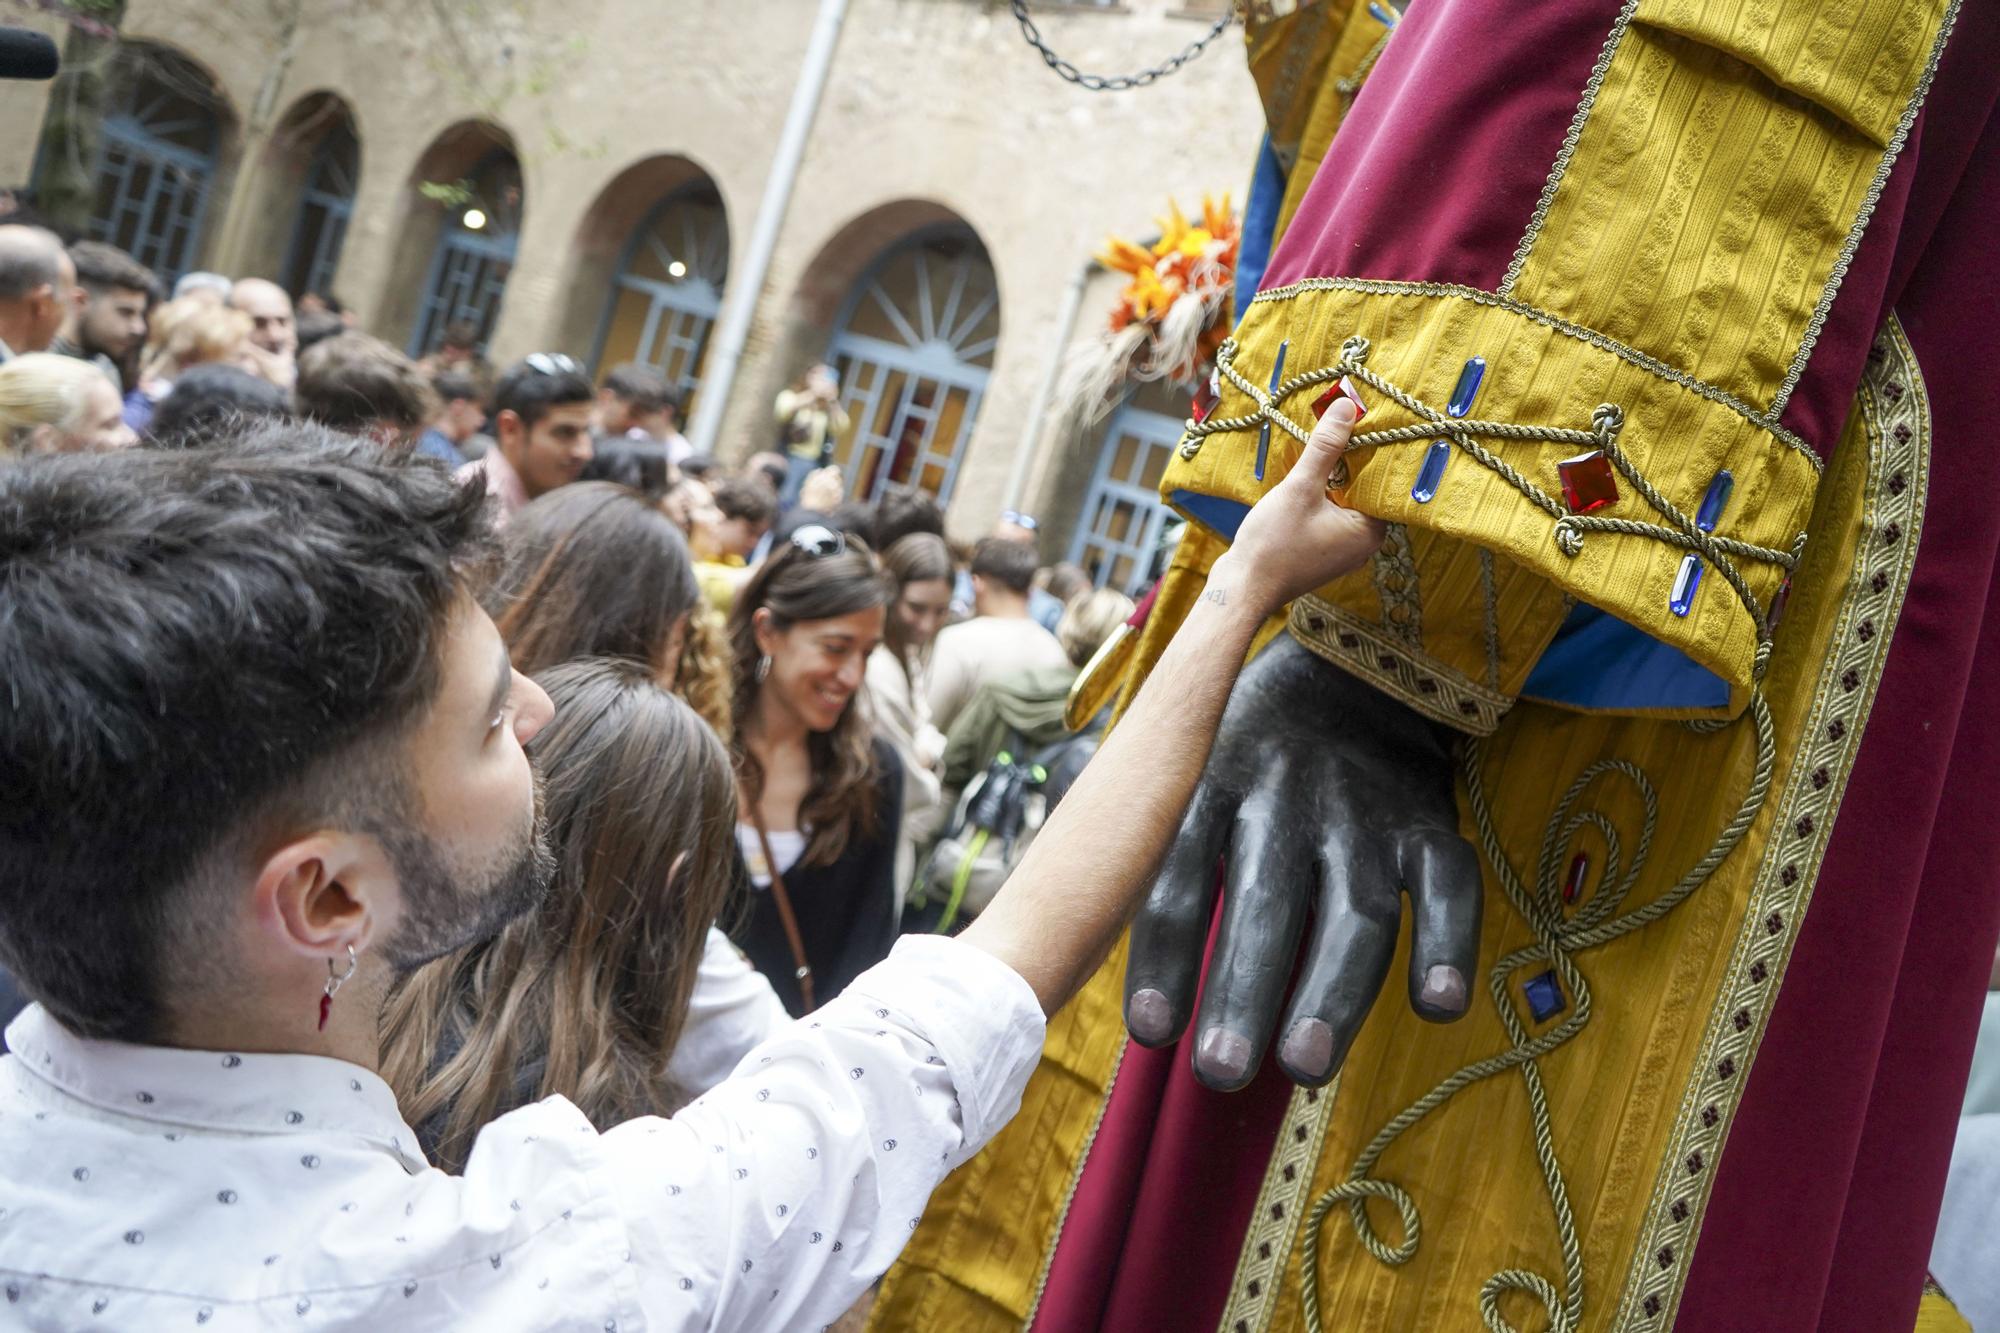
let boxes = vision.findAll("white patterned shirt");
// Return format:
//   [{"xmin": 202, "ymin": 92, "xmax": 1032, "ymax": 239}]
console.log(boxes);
[{"xmin": 0, "ymin": 936, "xmax": 1043, "ymax": 1331}]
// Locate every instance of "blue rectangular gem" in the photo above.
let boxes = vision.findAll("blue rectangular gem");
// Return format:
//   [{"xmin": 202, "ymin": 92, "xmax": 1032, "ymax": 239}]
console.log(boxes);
[
  {"xmin": 1669, "ymin": 552, "xmax": 1703, "ymax": 617},
  {"xmin": 1254, "ymin": 340, "xmax": 1291, "ymax": 481},
  {"xmin": 1367, "ymin": 0, "xmax": 1398, "ymax": 26},
  {"xmin": 1447, "ymin": 356, "xmax": 1487, "ymax": 419},
  {"xmin": 1412, "ymin": 440, "xmax": 1451, "ymax": 503},
  {"xmin": 1524, "ymin": 970, "xmax": 1565, "ymax": 1022},
  {"xmin": 1695, "ymin": 469, "xmax": 1735, "ymax": 533}
]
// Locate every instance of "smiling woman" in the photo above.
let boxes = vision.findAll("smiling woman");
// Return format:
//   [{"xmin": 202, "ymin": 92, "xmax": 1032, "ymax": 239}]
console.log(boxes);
[{"xmin": 727, "ymin": 530, "xmax": 902, "ymax": 1016}]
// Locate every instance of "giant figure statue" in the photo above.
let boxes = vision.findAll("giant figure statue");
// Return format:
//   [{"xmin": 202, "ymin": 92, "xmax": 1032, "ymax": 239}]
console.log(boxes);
[{"xmin": 872, "ymin": 0, "xmax": 1998, "ymax": 1330}]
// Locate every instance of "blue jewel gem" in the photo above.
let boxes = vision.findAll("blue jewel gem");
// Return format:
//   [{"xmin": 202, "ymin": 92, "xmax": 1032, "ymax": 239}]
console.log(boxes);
[
  {"xmin": 1254, "ymin": 340, "xmax": 1290, "ymax": 481},
  {"xmin": 1669, "ymin": 553, "xmax": 1703, "ymax": 617},
  {"xmin": 1447, "ymin": 356, "xmax": 1487, "ymax": 419},
  {"xmin": 1367, "ymin": 0, "xmax": 1399, "ymax": 27},
  {"xmin": 1412, "ymin": 441, "xmax": 1451, "ymax": 504},
  {"xmin": 1695, "ymin": 469, "xmax": 1734, "ymax": 533},
  {"xmin": 1524, "ymin": 970, "xmax": 1566, "ymax": 1022}
]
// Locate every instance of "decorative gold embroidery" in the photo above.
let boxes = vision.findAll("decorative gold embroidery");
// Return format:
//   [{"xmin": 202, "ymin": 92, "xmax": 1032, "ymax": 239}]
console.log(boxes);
[
  {"xmin": 1614, "ymin": 316, "xmax": 1929, "ymax": 1328},
  {"xmin": 1496, "ymin": 0, "xmax": 1645, "ymax": 299},
  {"xmin": 1370, "ymin": 524, "xmax": 1423, "ymax": 647},
  {"xmin": 1222, "ymin": 1080, "xmax": 1342, "ymax": 1331},
  {"xmin": 1480, "ymin": 548, "xmax": 1502, "ymax": 692},
  {"xmin": 1239, "ymin": 277, "xmax": 1818, "ymax": 464},
  {"xmin": 1769, "ymin": 3, "xmax": 1963, "ymax": 416},
  {"xmin": 1290, "ymin": 593, "xmax": 1513, "ymax": 736}
]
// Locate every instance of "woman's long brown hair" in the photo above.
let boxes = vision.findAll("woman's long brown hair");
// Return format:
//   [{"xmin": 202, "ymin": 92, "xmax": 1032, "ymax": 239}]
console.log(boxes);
[
  {"xmin": 727, "ymin": 538, "xmax": 890, "ymax": 868},
  {"xmin": 485, "ymin": 481, "xmax": 731, "ymax": 735},
  {"xmin": 379, "ymin": 660, "xmax": 739, "ymax": 1171},
  {"xmin": 879, "ymin": 531, "xmax": 953, "ymax": 679}
]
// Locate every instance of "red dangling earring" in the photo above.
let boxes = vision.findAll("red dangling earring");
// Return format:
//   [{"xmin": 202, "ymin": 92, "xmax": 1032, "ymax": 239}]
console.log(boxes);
[{"xmin": 318, "ymin": 945, "xmax": 358, "ymax": 1031}]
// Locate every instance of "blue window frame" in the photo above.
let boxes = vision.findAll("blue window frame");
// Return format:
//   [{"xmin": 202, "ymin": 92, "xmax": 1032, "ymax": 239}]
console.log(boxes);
[
  {"xmin": 408, "ymin": 153, "xmax": 521, "ymax": 357},
  {"xmin": 592, "ymin": 185, "xmax": 728, "ymax": 404},
  {"xmin": 1067, "ymin": 385, "xmax": 1185, "ymax": 595},
  {"xmin": 825, "ymin": 227, "xmax": 999, "ymax": 507},
  {"xmin": 282, "ymin": 120, "xmax": 359, "ymax": 299},
  {"xmin": 85, "ymin": 48, "xmax": 223, "ymax": 285}
]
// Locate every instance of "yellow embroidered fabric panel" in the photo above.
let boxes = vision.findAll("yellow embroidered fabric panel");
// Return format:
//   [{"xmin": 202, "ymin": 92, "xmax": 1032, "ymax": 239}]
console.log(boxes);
[
  {"xmin": 1219, "ymin": 319, "xmax": 1926, "ymax": 1333},
  {"xmin": 1508, "ymin": 3, "xmax": 1943, "ymax": 410},
  {"xmin": 1163, "ymin": 282, "xmax": 1817, "ymax": 704}
]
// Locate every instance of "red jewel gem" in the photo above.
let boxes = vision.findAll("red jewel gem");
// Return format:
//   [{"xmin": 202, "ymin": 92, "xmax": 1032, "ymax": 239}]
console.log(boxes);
[
  {"xmin": 1558, "ymin": 450, "xmax": 1619, "ymax": 514},
  {"xmin": 1769, "ymin": 575, "xmax": 1792, "ymax": 629},
  {"xmin": 317, "ymin": 992, "xmax": 332, "ymax": 1032},
  {"xmin": 1311, "ymin": 376, "xmax": 1368, "ymax": 422},
  {"xmin": 1564, "ymin": 850, "xmax": 1589, "ymax": 904},
  {"xmin": 1191, "ymin": 370, "xmax": 1221, "ymax": 423}
]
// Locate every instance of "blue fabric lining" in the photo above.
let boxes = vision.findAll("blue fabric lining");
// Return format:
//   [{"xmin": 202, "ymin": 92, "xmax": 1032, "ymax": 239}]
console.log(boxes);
[
  {"xmin": 1521, "ymin": 601, "xmax": 1730, "ymax": 710},
  {"xmin": 1169, "ymin": 489, "xmax": 1251, "ymax": 542},
  {"xmin": 1235, "ymin": 135, "xmax": 1287, "ymax": 309}
]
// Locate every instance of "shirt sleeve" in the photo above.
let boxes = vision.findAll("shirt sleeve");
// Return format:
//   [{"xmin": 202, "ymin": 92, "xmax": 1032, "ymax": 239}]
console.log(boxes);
[
  {"xmin": 664, "ymin": 928, "xmax": 790, "ymax": 1097},
  {"xmin": 601, "ymin": 936, "xmax": 1045, "ymax": 1332}
]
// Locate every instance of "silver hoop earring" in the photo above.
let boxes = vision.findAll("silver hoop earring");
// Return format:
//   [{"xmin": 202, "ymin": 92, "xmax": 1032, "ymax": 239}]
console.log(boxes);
[
  {"xmin": 318, "ymin": 944, "xmax": 358, "ymax": 1032},
  {"xmin": 756, "ymin": 654, "xmax": 771, "ymax": 682}
]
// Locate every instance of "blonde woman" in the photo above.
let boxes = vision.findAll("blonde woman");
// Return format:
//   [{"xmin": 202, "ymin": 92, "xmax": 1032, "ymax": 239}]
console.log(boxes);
[
  {"xmin": 0, "ymin": 354, "xmax": 136, "ymax": 456},
  {"xmin": 125, "ymin": 297, "xmax": 252, "ymax": 432}
]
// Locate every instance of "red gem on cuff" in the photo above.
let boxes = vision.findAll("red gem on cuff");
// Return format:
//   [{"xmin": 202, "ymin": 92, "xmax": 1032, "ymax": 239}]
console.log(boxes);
[
  {"xmin": 1558, "ymin": 450, "xmax": 1619, "ymax": 514},
  {"xmin": 1191, "ymin": 370, "xmax": 1221, "ymax": 423},
  {"xmin": 1312, "ymin": 376, "xmax": 1368, "ymax": 421}
]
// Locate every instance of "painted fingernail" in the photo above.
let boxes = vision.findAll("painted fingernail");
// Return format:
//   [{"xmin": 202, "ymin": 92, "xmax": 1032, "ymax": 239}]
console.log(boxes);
[
  {"xmin": 1128, "ymin": 988, "xmax": 1173, "ymax": 1045},
  {"xmin": 1196, "ymin": 1028, "xmax": 1253, "ymax": 1086},
  {"xmin": 1421, "ymin": 964, "xmax": 1467, "ymax": 1012},
  {"xmin": 1280, "ymin": 1018, "xmax": 1335, "ymax": 1080}
]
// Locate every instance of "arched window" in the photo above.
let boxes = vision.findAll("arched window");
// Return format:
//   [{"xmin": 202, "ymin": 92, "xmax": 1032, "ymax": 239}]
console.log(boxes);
[
  {"xmin": 408, "ymin": 151, "xmax": 521, "ymax": 356},
  {"xmin": 281, "ymin": 117, "xmax": 359, "ymax": 299},
  {"xmin": 86, "ymin": 46, "xmax": 225, "ymax": 284},
  {"xmin": 825, "ymin": 227, "xmax": 999, "ymax": 506},
  {"xmin": 595, "ymin": 185, "xmax": 728, "ymax": 401},
  {"xmin": 1066, "ymin": 378, "xmax": 1186, "ymax": 594}
]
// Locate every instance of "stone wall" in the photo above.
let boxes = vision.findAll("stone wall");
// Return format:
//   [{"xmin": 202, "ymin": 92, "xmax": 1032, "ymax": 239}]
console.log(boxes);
[{"xmin": 2, "ymin": 0, "xmax": 1261, "ymax": 553}]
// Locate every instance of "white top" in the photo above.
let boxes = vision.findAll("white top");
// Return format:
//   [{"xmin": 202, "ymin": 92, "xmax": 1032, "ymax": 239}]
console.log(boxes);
[
  {"xmin": 664, "ymin": 928, "xmax": 789, "ymax": 1095},
  {"xmin": 926, "ymin": 616, "xmax": 1072, "ymax": 735},
  {"xmin": 0, "ymin": 936, "xmax": 1044, "ymax": 1332},
  {"xmin": 735, "ymin": 824, "xmax": 806, "ymax": 889}
]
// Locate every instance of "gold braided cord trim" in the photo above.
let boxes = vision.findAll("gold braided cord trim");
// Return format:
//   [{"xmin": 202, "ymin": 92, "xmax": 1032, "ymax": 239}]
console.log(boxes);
[
  {"xmin": 1291, "ymin": 594, "xmax": 1513, "ymax": 735},
  {"xmin": 1496, "ymin": 0, "xmax": 1644, "ymax": 300},
  {"xmin": 1770, "ymin": 0, "xmax": 1962, "ymax": 417},
  {"xmin": 1241, "ymin": 277, "xmax": 1818, "ymax": 465},
  {"xmin": 1370, "ymin": 523, "xmax": 1424, "ymax": 648},
  {"xmin": 1479, "ymin": 548, "xmax": 1503, "ymax": 692},
  {"xmin": 1614, "ymin": 316, "xmax": 1930, "ymax": 1329},
  {"xmin": 1220, "ymin": 1080, "xmax": 1342, "ymax": 1332},
  {"xmin": 1192, "ymin": 335, "xmax": 1800, "ymax": 668}
]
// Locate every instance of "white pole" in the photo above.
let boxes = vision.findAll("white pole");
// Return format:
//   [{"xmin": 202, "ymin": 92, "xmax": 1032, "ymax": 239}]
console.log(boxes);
[
  {"xmin": 685, "ymin": 0, "xmax": 849, "ymax": 457},
  {"xmin": 1000, "ymin": 252, "xmax": 1097, "ymax": 512}
]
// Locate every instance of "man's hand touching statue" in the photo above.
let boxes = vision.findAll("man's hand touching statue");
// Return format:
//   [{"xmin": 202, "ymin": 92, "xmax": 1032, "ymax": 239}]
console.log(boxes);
[{"xmin": 1125, "ymin": 399, "xmax": 1483, "ymax": 1092}]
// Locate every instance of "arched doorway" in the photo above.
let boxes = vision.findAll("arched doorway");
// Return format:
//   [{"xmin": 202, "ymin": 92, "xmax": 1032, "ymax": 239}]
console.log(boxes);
[
  {"xmin": 278, "ymin": 101, "xmax": 360, "ymax": 299},
  {"xmin": 1066, "ymin": 376, "xmax": 1186, "ymax": 595},
  {"xmin": 84, "ymin": 44, "xmax": 229, "ymax": 284},
  {"xmin": 824, "ymin": 225, "xmax": 999, "ymax": 506},
  {"xmin": 594, "ymin": 183, "xmax": 728, "ymax": 401},
  {"xmin": 408, "ymin": 147, "xmax": 521, "ymax": 356}
]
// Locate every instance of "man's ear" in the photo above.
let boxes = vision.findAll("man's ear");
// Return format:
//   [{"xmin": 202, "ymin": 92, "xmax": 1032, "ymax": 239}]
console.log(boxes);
[
  {"xmin": 495, "ymin": 409, "xmax": 525, "ymax": 453},
  {"xmin": 252, "ymin": 832, "xmax": 397, "ymax": 963}
]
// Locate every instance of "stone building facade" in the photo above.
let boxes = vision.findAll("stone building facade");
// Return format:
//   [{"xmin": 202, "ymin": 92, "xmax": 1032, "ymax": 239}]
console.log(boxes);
[{"xmin": 0, "ymin": 0, "xmax": 1261, "ymax": 577}]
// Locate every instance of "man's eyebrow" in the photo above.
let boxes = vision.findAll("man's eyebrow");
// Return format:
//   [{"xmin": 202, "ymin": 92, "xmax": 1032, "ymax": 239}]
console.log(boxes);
[{"xmin": 485, "ymin": 646, "xmax": 514, "ymax": 722}]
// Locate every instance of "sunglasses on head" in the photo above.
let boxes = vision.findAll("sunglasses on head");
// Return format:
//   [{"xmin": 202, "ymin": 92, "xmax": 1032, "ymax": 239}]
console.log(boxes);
[
  {"xmin": 788, "ymin": 524, "xmax": 847, "ymax": 559},
  {"xmin": 1002, "ymin": 510, "xmax": 1039, "ymax": 532},
  {"xmin": 524, "ymin": 352, "xmax": 581, "ymax": 377}
]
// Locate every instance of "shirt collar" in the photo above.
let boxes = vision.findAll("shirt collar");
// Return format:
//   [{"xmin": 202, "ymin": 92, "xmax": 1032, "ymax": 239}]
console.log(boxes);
[
  {"xmin": 480, "ymin": 448, "xmax": 529, "ymax": 514},
  {"xmin": 4, "ymin": 1004, "xmax": 429, "ymax": 1172}
]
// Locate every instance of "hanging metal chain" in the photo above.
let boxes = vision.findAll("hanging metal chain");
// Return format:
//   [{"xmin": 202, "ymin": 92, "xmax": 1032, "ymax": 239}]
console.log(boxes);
[{"xmin": 1009, "ymin": 0, "xmax": 1236, "ymax": 92}]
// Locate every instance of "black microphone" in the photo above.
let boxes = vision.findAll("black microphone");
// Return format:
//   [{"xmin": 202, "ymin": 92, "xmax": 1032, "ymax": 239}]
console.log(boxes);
[{"xmin": 0, "ymin": 29, "xmax": 59, "ymax": 81}]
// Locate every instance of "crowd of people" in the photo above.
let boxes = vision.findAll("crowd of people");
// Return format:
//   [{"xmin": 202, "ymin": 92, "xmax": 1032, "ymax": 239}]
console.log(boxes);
[{"xmin": 0, "ymin": 187, "xmax": 1385, "ymax": 1325}]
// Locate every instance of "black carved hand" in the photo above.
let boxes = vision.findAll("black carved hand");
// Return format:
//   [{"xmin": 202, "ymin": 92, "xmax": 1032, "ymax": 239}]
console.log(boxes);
[{"xmin": 1125, "ymin": 632, "xmax": 1482, "ymax": 1089}]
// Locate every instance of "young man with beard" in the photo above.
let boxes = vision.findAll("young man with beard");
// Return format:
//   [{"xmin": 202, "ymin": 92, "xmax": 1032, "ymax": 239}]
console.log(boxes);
[
  {"xmin": 53, "ymin": 241, "xmax": 155, "ymax": 394},
  {"xmin": 0, "ymin": 408, "xmax": 1379, "ymax": 1329}
]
